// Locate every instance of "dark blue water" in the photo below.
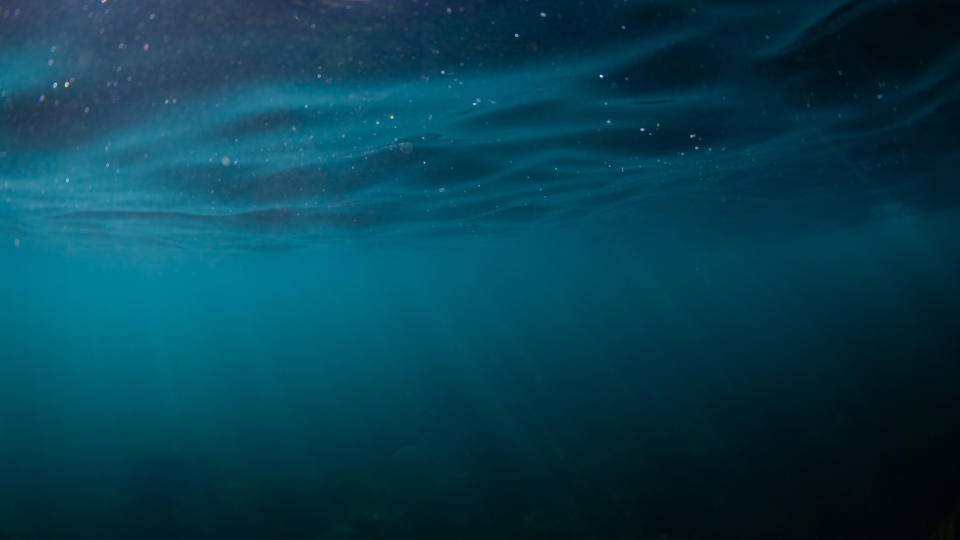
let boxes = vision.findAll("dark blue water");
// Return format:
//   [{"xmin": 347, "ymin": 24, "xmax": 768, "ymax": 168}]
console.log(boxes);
[{"xmin": 2, "ymin": 1, "xmax": 960, "ymax": 538}]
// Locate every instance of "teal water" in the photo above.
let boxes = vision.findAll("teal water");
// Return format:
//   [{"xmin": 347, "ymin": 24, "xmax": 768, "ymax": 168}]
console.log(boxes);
[{"xmin": 2, "ymin": 1, "xmax": 960, "ymax": 538}]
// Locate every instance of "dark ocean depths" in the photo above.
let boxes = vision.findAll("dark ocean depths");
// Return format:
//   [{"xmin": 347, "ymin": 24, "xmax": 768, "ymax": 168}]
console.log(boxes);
[{"xmin": 2, "ymin": 0, "xmax": 960, "ymax": 538}]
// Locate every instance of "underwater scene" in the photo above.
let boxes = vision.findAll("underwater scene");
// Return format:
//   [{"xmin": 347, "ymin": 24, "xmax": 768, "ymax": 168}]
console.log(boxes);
[{"xmin": 2, "ymin": 0, "xmax": 960, "ymax": 538}]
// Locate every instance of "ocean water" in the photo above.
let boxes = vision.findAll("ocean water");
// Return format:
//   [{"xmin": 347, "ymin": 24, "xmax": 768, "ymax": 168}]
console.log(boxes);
[{"xmin": 2, "ymin": 1, "xmax": 960, "ymax": 538}]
